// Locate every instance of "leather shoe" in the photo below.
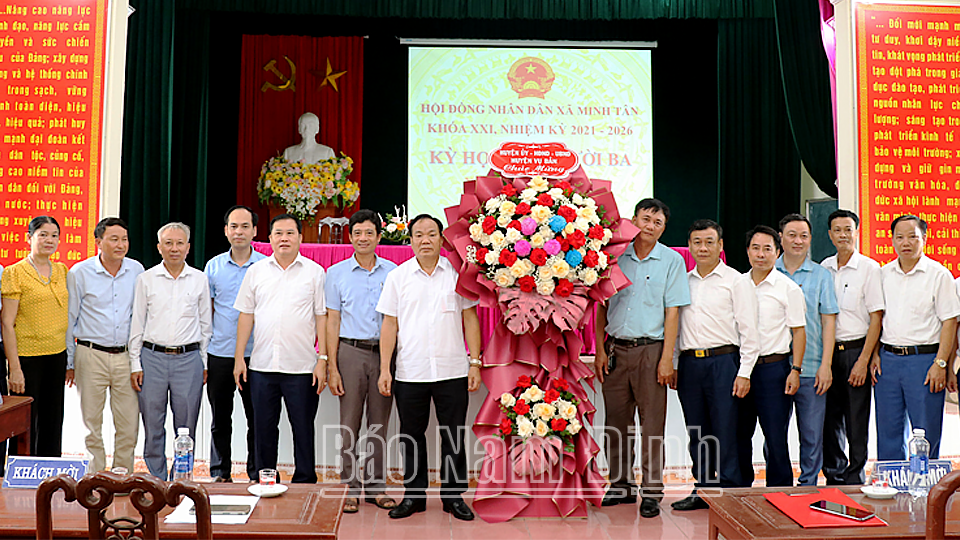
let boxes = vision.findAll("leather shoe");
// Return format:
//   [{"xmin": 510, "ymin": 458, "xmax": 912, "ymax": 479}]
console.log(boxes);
[
  {"xmin": 442, "ymin": 499, "xmax": 475, "ymax": 521},
  {"xmin": 639, "ymin": 497, "xmax": 660, "ymax": 518},
  {"xmin": 601, "ymin": 486, "xmax": 637, "ymax": 506},
  {"xmin": 671, "ymin": 494, "xmax": 709, "ymax": 511},
  {"xmin": 388, "ymin": 498, "xmax": 426, "ymax": 519}
]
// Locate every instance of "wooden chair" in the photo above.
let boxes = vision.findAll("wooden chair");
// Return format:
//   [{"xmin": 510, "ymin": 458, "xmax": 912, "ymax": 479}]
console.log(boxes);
[
  {"xmin": 36, "ymin": 471, "xmax": 212, "ymax": 540},
  {"xmin": 927, "ymin": 469, "xmax": 960, "ymax": 539}
]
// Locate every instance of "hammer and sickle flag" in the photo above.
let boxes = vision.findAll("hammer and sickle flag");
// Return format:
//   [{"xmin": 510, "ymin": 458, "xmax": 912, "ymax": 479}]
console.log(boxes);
[{"xmin": 261, "ymin": 55, "xmax": 296, "ymax": 92}]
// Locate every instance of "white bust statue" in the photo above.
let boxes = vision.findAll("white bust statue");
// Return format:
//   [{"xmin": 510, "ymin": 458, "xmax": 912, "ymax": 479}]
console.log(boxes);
[{"xmin": 282, "ymin": 112, "xmax": 335, "ymax": 164}]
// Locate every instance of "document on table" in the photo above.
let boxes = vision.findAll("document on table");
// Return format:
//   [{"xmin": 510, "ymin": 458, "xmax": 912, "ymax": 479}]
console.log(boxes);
[{"xmin": 165, "ymin": 494, "xmax": 260, "ymax": 524}]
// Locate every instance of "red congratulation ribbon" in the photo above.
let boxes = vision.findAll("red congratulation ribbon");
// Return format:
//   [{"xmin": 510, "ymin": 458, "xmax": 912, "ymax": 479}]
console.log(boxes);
[{"xmin": 443, "ymin": 167, "xmax": 639, "ymax": 522}]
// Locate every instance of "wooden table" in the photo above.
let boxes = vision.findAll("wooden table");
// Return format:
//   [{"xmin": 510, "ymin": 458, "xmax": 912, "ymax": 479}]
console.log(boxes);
[
  {"xmin": 0, "ymin": 396, "xmax": 32, "ymax": 455},
  {"xmin": 0, "ymin": 483, "xmax": 346, "ymax": 538},
  {"xmin": 703, "ymin": 486, "xmax": 957, "ymax": 540}
]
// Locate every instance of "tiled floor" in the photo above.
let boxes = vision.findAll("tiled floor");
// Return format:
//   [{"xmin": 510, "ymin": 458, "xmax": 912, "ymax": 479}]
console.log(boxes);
[{"xmin": 335, "ymin": 488, "xmax": 709, "ymax": 540}]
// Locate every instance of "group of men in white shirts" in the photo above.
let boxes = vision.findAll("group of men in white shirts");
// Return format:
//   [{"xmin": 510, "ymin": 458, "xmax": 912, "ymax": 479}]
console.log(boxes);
[
  {"xmin": 597, "ymin": 200, "xmax": 960, "ymax": 519},
  {"xmin": 36, "ymin": 197, "xmax": 960, "ymax": 523}
]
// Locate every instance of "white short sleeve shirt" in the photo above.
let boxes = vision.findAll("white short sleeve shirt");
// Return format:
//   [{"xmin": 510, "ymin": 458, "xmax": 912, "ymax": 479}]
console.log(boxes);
[
  {"xmin": 880, "ymin": 255, "xmax": 960, "ymax": 346},
  {"xmin": 752, "ymin": 269, "xmax": 806, "ymax": 356},
  {"xmin": 376, "ymin": 257, "xmax": 479, "ymax": 383},
  {"xmin": 821, "ymin": 251, "xmax": 884, "ymax": 341},
  {"xmin": 234, "ymin": 254, "xmax": 326, "ymax": 374}
]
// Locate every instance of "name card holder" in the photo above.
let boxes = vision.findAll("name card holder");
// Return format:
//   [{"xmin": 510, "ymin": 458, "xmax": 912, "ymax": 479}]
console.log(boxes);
[{"xmin": 3, "ymin": 456, "xmax": 89, "ymax": 489}]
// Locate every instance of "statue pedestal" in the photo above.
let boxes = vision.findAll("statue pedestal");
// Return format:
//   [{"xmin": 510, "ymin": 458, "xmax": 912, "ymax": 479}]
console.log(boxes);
[{"xmin": 267, "ymin": 203, "xmax": 345, "ymax": 244}]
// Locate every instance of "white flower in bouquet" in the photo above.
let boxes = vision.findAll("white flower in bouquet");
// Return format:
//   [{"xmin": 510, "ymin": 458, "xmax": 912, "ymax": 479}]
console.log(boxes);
[
  {"xmin": 500, "ymin": 393, "xmax": 517, "ymax": 408},
  {"xmin": 520, "ymin": 385, "xmax": 544, "ymax": 403},
  {"xmin": 485, "ymin": 197, "xmax": 503, "ymax": 213},
  {"xmin": 505, "ymin": 228, "xmax": 522, "ymax": 244},
  {"xmin": 510, "ymin": 260, "xmax": 532, "ymax": 278},
  {"xmin": 603, "ymin": 228, "xmax": 613, "ymax": 242},
  {"xmin": 538, "ymin": 225, "xmax": 555, "ymax": 240},
  {"xmin": 494, "ymin": 268, "xmax": 516, "ymax": 288},
  {"xmin": 485, "ymin": 249, "xmax": 500, "ymax": 266},
  {"xmin": 572, "ymin": 193, "xmax": 585, "ymax": 205},
  {"xmin": 469, "ymin": 223, "xmax": 484, "ymax": 241},
  {"xmin": 548, "ymin": 187, "xmax": 564, "ymax": 198},
  {"xmin": 530, "ymin": 205, "xmax": 552, "ymax": 224},
  {"xmin": 580, "ymin": 268, "xmax": 600, "ymax": 286},
  {"xmin": 490, "ymin": 231, "xmax": 507, "ymax": 250},
  {"xmin": 533, "ymin": 402, "xmax": 556, "ymax": 421},
  {"xmin": 529, "ymin": 176, "xmax": 550, "ymax": 192},
  {"xmin": 597, "ymin": 252, "xmax": 609, "ymax": 270},
  {"xmin": 557, "ymin": 400, "xmax": 578, "ymax": 420},
  {"xmin": 520, "ymin": 188, "xmax": 538, "ymax": 202},
  {"xmin": 535, "ymin": 420, "xmax": 551, "ymax": 437},
  {"xmin": 563, "ymin": 222, "xmax": 576, "ymax": 236},
  {"xmin": 530, "ymin": 233, "xmax": 546, "ymax": 249},
  {"xmin": 574, "ymin": 217, "xmax": 591, "ymax": 233},
  {"xmin": 537, "ymin": 266, "xmax": 554, "ymax": 282},
  {"xmin": 497, "ymin": 214, "xmax": 512, "ymax": 228},
  {"xmin": 550, "ymin": 259, "xmax": 571, "ymax": 279},
  {"xmin": 517, "ymin": 417, "xmax": 535, "ymax": 438},
  {"xmin": 588, "ymin": 239, "xmax": 604, "ymax": 251},
  {"xmin": 536, "ymin": 279, "xmax": 555, "ymax": 295},
  {"xmin": 499, "ymin": 200, "xmax": 517, "ymax": 216},
  {"xmin": 568, "ymin": 418, "xmax": 583, "ymax": 435},
  {"xmin": 577, "ymin": 206, "xmax": 597, "ymax": 221},
  {"xmin": 386, "ymin": 223, "xmax": 398, "ymax": 233}
]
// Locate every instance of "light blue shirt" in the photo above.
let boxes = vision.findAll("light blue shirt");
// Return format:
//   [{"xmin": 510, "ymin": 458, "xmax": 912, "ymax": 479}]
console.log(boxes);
[
  {"xmin": 326, "ymin": 254, "xmax": 397, "ymax": 340},
  {"xmin": 205, "ymin": 248, "xmax": 267, "ymax": 358},
  {"xmin": 776, "ymin": 255, "xmax": 839, "ymax": 377},
  {"xmin": 66, "ymin": 256, "xmax": 145, "ymax": 369},
  {"xmin": 605, "ymin": 242, "xmax": 691, "ymax": 340}
]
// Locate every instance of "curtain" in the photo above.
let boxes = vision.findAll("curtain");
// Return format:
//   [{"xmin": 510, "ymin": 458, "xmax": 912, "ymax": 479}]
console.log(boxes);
[
  {"xmin": 718, "ymin": 19, "xmax": 800, "ymax": 272},
  {"xmin": 235, "ymin": 35, "xmax": 364, "ymax": 238},
  {"xmin": 120, "ymin": 0, "xmax": 177, "ymax": 267},
  {"xmin": 774, "ymin": 0, "xmax": 838, "ymax": 198},
  {"xmin": 177, "ymin": 0, "xmax": 774, "ymax": 19}
]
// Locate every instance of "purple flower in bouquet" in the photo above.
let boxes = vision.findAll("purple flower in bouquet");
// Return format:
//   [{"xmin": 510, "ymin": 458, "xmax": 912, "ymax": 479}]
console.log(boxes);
[
  {"xmin": 520, "ymin": 217, "xmax": 538, "ymax": 236},
  {"xmin": 515, "ymin": 240, "xmax": 532, "ymax": 257},
  {"xmin": 544, "ymin": 239, "xmax": 562, "ymax": 256}
]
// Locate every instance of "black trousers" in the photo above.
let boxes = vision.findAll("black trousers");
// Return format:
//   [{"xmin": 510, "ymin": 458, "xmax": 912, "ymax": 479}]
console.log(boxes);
[
  {"xmin": 249, "ymin": 370, "xmax": 319, "ymax": 483},
  {"xmin": 206, "ymin": 355, "xmax": 256, "ymax": 480},
  {"xmin": 13, "ymin": 351, "xmax": 67, "ymax": 457},
  {"xmin": 394, "ymin": 377, "xmax": 469, "ymax": 501},
  {"xmin": 823, "ymin": 345, "xmax": 872, "ymax": 485}
]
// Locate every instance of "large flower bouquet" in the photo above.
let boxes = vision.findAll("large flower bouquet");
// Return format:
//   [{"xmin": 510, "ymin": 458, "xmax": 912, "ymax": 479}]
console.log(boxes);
[
  {"xmin": 443, "ymin": 166, "xmax": 638, "ymax": 522},
  {"xmin": 257, "ymin": 153, "xmax": 359, "ymax": 220},
  {"xmin": 466, "ymin": 176, "xmax": 614, "ymax": 297}
]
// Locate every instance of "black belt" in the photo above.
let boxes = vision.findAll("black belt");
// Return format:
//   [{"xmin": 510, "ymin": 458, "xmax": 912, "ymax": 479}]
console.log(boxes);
[
  {"xmin": 340, "ymin": 338, "xmax": 379, "ymax": 351},
  {"xmin": 756, "ymin": 353, "xmax": 788, "ymax": 365},
  {"xmin": 611, "ymin": 337, "xmax": 662, "ymax": 348},
  {"xmin": 143, "ymin": 341, "xmax": 200, "ymax": 355},
  {"xmin": 76, "ymin": 339, "xmax": 127, "ymax": 355},
  {"xmin": 881, "ymin": 343, "xmax": 940, "ymax": 356},
  {"xmin": 680, "ymin": 345, "xmax": 739, "ymax": 358},
  {"xmin": 836, "ymin": 337, "xmax": 866, "ymax": 352}
]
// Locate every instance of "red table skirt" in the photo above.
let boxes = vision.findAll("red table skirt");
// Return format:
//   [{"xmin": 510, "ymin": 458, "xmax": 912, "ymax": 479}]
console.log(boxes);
[{"xmin": 252, "ymin": 242, "xmax": 703, "ymax": 354}]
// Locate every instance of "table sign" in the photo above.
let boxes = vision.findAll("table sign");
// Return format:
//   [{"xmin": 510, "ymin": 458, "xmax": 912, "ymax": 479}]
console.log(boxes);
[
  {"xmin": 2, "ymin": 456, "xmax": 88, "ymax": 489},
  {"xmin": 873, "ymin": 459, "xmax": 952, "ymax": 492}
]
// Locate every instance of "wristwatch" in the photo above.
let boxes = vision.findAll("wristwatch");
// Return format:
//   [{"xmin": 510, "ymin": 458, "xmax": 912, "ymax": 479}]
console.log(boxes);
[
  {"xmin": 791, "ymin": 365, "xmax": 802, "ymax": 373},
  {"xmin": 317, "ymin": 354, "xmax": 329, "ymax": 362},
  {"xmin": 935, "ymin": 358, "xmax": 948, "ymax": 369},
  {"xmin": 469, "ymin": 357, "xmax": 483, "ymax": 368}
]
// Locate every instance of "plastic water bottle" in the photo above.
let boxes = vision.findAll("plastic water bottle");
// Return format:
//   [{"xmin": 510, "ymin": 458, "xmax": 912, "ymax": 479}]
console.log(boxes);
[
  {"xmin": 908, "ymin": 428, "xmax": 930, "ymax": 498},
  {"xmin": 173, "ymin": 427, "xmax": 194, "ymax": 482}
]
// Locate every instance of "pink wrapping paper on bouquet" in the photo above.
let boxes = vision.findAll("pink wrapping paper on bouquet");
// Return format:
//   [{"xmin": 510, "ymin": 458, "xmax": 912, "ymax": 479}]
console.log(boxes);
[{"xmin": 443, "ymin": 167, "xmax": 638, "ymax": 522}]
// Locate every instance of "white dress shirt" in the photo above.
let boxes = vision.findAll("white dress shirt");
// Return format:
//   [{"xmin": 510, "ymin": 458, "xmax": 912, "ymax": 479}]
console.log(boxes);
[
  {"xmin": 376, "ymin": 257, "xmax": 479, "ymax": 383},
  {"xmin": 821, "ymin": 251, "xmax": 884, "ymax": 341},
  {"xmin": 678, "ymin": 261, "xmax": 761, "ymax": 378},
  {"xmin": 128, "ymin": 263, "xmax": 212, "ymax": 372},
  {"xmin": 752, "ymin": 269, "xmax": 805, "ymax": 356},
  {"xmin": 880, "ymin": 255, "xmax": 960, "ymax": 346},
  {"xmin": 234, "ymin": 254, "xmax": 326, "ymax": 374}
]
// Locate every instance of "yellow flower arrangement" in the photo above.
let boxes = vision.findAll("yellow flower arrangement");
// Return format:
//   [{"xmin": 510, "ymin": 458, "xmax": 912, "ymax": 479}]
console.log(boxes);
[{"xmin": 257, "ymin": 153, "xmax": 358, "ymax": 221}]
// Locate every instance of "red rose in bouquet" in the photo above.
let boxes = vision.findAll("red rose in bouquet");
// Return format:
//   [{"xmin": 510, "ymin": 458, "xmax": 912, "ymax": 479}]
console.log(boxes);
[
  {"xmin": 517, "ymin": 375, "xmax": 533, "ymax": 388},
  {"xmin": 567, "ymin": 230, "xmax": 587, "ymax": 249},
  {"xmin": 536, "ymin": 194, "xmax": 554, "ymax": 207},
  {"xmin": 513, "ymin": 399, "xmax": 530, "ymax": 416},
  {"xmin": 500, "ymin": 250, "xmax": 518, "ymax": 267},
  {"xmin": 588, "ymin": 224, "xmax": 605, "ymax": 240},
  {"xmin": 555, "ymin": 279, "xmax": 574, "ymax": 297},
  {"xmin": 544, "ymin": 388, "xmax": 561, "ymax": 403},
  {"xmin": 551, "ymin": 418, "xmax": 568, "ymax": 432},
  {"xmin": 557, "ymin": 205, "xmax": 577, "ymax": 223},
  {"xmin": 517, "ymin": 275, "xmax": 536, "ymax": 293},
  {"xmin": 583, "ymin": 250, "xmax": 599, "ymax": 268},
  {"xmin": 482, "ymin": 215, "xmax": 497, "ymax": 235},
  {"xmin": 502, "ymin": 183, "xmax": 517, "ymax": 197},
  {"xmin": 500, "ymin": 418, "xmax": 514, "ymax": 435},
  {"xmin": 476, "ymin": 247, "xmax": 490, "ymax": 265},
  {"xmin": 515, "ymin": 202, "xmax": 531, "ymax": 215},
  {"xmin": 508, "ymin": 220, "xmax": 522, "ymax": 231},
  {"xmin": 529, "ymin": 249, "xmax": 548, "ymax": 266},
  {"xmin": 553, "ymin": 378, "xmax": 570, "ymax": 392}
]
